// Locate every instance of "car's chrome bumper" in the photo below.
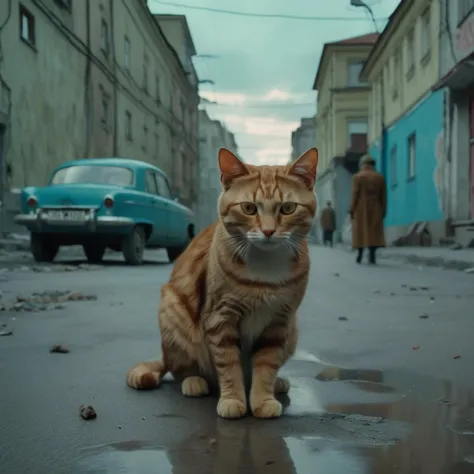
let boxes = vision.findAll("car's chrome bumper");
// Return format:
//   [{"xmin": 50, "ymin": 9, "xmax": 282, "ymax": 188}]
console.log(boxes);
[{"xmin": 14, "ymin": 213, "xmax": 134, "ymax": 231}]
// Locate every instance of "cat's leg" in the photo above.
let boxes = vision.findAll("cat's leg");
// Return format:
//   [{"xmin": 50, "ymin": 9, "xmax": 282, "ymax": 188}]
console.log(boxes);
[
  {"xmin": 126, "ymin": 359, "xmax": 167, "ymax": 390},
  {"xmin": 204, "ymin": 302, "xmax": 248, "ymax": 419},
  {"xmin": 127, "ymin": 284, "xmax": 209, "ymax": 393},
  {"xmin": 250, "ymin": 315, "xmax": 297, "ymax": 418}
]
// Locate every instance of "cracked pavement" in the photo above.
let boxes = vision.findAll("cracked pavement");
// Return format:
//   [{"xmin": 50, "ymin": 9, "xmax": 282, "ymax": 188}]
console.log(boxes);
[{"xmin": 0, "ymin": 246, "xmax": 474, "ymax": 473}]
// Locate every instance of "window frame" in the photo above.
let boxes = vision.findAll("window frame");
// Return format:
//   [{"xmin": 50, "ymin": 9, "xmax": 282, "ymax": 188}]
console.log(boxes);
[
  {"xmin": 155, "ymin": 172, "xmax": 172, "ymax": 199},
  {"xmin": 421, "ymin": 7, "xmax": 431, "ymax": 60},
  {"xmin": 100, "ymin": 18, "xmax": 109, "ymax": 55},
  {"xmin": 124, "ymin": 35, "xmax": 130, "ymax": 70},
  {"xmin": 407, "ymin": 133, "xmax": 416, "ymax": 180},
  {"xmin": 390, "ymin": 145, "xmax": 397, "ymax": 188},
  {"xmin": 347, "ymin": 61, "xmax": 367, "ymax": 87},
  {"xmin": 145, "ymin": 170, "xmax": 159, "ymax": 195},
  {"xmin": 458, "ymin": 0, "xmax": 474, "ymax": 26},
  {"xmin": 125, "ymin": 111, "xmax": 132, "ymax": 141},
  {"xmin": 406, "ymin": 28, "xmax": 415, "ymax": 79},
  {"xmin": 19, "ymin": 4, "xmax": 36, "ymax": 48}
]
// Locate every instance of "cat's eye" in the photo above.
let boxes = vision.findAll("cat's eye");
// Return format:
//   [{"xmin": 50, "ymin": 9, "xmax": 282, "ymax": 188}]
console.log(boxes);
[
  {"xmin": 280, "ymin": 202, "xmax": 297, "ymax": 215},
  {"xmin": 241, "ymin": 202, "xmax": 257, "ymax": 215}
]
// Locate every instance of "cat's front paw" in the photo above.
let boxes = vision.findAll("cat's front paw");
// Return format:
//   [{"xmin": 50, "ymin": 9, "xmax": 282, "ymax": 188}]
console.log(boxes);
[
  {"xmin": 251, "ymin": 397, "xmax": 283, "ymax": 419},
  {"xmin": 217, "ymin": 398, "xmax": 247, "ymax": 419}
]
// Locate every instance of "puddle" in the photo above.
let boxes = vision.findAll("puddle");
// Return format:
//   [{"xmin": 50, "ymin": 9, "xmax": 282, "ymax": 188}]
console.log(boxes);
[{"xmin": 76, "ymin": 366, "xmax": 474, "ymax": 474}]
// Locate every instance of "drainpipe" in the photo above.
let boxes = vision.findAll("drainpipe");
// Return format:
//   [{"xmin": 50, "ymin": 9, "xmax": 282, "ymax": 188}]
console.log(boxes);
[
  {"xmin": 110, "ymin": 0, "xmax": 118, "ymax": 156},
  {"xmin": 84, "ymin": 0, "xmax": 92, "ymax": 157}
]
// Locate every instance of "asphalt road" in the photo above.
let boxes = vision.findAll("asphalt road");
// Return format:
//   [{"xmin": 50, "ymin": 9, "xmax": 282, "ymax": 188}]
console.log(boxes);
[{"xmin": 1, "ymin": 246, "xmax": 474, "ymax": 473}]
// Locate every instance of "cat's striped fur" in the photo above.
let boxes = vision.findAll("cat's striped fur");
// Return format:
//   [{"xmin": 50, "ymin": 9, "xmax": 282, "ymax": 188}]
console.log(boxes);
[{"xmin": 126, "ymin": 147, "xmax": 318, "ymax": 419}]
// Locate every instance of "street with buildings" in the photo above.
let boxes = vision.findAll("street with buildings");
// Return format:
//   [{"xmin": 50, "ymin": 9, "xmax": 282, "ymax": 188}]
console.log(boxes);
[{"xmin": 290, "ymin": 0, "xmax": 474, "ymax": 250}]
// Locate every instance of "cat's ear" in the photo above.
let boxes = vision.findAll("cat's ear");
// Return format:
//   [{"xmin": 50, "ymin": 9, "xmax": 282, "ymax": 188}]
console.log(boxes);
[
  {"xmin": 218, "ymin": 148, "xmax": 250, "ymax": 190},
  {"xmin": 287, "ymin": 147, "xmax": 318, "ymax": 189}
]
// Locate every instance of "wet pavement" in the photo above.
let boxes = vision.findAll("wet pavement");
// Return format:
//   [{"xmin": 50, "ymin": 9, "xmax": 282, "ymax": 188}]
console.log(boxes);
[{"xmin": 1, "ymin": 246, "xmax": 474, "ymax": 473}]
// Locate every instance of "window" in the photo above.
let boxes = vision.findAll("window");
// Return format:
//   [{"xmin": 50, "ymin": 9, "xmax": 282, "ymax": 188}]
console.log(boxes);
[
  {"xmin": 155, "ymin": 173, "xmax": 172, "ymax": 199},
  {"xmin": 390, "ymin": 146, "xmax": 397, "ymax": 188},
  {"xmin": 408, "ymin": 133, "xmax": 416, "ymax": 179},
  {"xmin": 154, "ymin": 132, "xmax": 159, "ymax": 157},
  {"xmin": 100, "ymin": 19, "xmax": 109, "ymax": 54},
  {"xmin": 125, "ymin": 111, "xmax": 132, "ymax": 140},
  {"xmin": 124, "ymin": 36, "xmax": 130, "ymax": 70},
  {"xmin": 421, "ymin": 7, "xmax": 431, "ymax": 59},
  {"xmin": 155, "ymin": 75, "xmax": 161, "ymax": 103},
  {"xmin": 347, "ymin": 120, "xmax": 368, "ymax": 136},
  {"xmin": 143, "ymin": 124, "xmax": 148, "ymax": 151},
  {"xmin": 406, "ymin": 29, "xmax": 415, "ymax": 77},
  {"xmin": 458, "ymin": 0, "xmax": 474, "ymax": 24},
  {"xmin": 146, "ymin": 171, "xmax": 159, "ymax": 195},
  {"xmin": 101, "ymin": 96, "xmax": 109, "ymax": 131},
  {"xmin": 392, "ymin": 48, "xmax": 401, "ymax": 98},
  {"xmin": 143, "ymin": 55, "xmax": 148, "ymax": 93},
  {"xmin": 347, "ymin": 61, "xmax": 366, "ymax": 87},
  {"xmin": 51, "ymin": 166, "xmax": 133, "ymax": 186},
  {"xmin": 20, "ymin": 5, "xmax": 35, "ymax": 46}
]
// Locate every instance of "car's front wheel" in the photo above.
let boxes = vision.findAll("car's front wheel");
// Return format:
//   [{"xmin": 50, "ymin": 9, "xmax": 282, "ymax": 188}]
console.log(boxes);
[
  {"xmin": 31, "ymin": 233, "xmax": 59, "ymax": 263},
  {"xmin": 83, "ymin": 244, "xmax": 106, "ymax": 263},
  {"xmin": 122, "ymin": 226, "xmax": 145, "ymax": 265}
]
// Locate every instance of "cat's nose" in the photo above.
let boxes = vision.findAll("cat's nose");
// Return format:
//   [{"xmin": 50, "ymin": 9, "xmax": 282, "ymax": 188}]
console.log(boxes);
[{"xmin": 262, "ymin": 229, "xmax": 275, "ymax": 238}]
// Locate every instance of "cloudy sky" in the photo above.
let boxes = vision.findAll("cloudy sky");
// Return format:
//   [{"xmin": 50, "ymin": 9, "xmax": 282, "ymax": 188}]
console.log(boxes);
[{"xmin": 149, "ymin": 0, "xmax": 401, "ymax": 165}]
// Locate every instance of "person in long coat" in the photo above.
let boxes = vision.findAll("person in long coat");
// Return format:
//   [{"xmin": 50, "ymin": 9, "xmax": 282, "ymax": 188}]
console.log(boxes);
[
  {"xmin": 320, "ymin": 201, "xmax": 336, "ymax": 247},
  {"xmin": 349, "ymin": 154, "xmax": 387, "ymax": 264}
]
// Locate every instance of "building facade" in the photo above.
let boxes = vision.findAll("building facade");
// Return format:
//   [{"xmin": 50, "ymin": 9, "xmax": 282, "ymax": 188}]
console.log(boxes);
[
  {"xmin": 361, "ymin": 0, "xmax": 445, "ymax": 246},
  {"xmin": 290, "ymin": 116, "xmax": 316, "ymax": 162},
  {"xmin": 197, "ymin": 109, "xmax": 238, "ymax": 232},
  {"xmin": 312, "ymin": 33, "xmax": 378, "ymax": 242},
  {"xmin": 0, "ymin": 0, "xmax": 199, "ymax": 235},
  {"xmin": 435, "ymin": 0, "xmax": 474, "ymax": 246}
]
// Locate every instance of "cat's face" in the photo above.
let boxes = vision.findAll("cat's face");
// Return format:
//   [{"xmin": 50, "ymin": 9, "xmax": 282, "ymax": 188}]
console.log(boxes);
[{"xmin": 218, "ymin": 148, "xmax": 318, "ymax": 253}]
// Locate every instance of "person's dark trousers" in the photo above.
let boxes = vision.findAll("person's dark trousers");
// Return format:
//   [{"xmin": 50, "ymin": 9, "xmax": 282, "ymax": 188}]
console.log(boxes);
[
  {"xmin": 356, "ymin": 247, "xmax": 377, "ymax": 264},
  {"xmin": 323, "ymin": 230, "xmax": 334, "ymax": 247}
]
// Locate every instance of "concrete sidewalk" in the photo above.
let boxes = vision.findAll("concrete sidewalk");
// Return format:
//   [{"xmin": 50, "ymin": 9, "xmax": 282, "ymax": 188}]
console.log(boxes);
[{"xmin": 337, "ymin": 244, "xmax": 474, "ymax": 272}]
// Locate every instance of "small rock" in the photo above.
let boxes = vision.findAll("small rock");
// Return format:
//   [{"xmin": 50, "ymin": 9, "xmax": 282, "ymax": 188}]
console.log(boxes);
[
  {"xmin": 437, "ymin": 397, "xmax": 454, "ymax": 405},
  {"xmin": 373, "ymin": 290, "xmax": 381, "ymax": 294},
  {"xmin": 419, "ymin": 314, "xmax": 429, "ymax": 319},
  {"xmin": 409, "ymin": 287, "xmax": 418, "ymax": 291},
  {"xmin": 50, "ymin": 344, "xmax": 69, "ymax": 354},
  {"xmin": 80, "ymin": 405, "xmax": 97, "ymax": 420},
  {"xmin": 338, "ymin": 316, "xmax": 348, "ymax": 321},
  {"xmin": 334, "ymin": 273, "xmax": 340, "ymax": 277},
  {"xmin": 449, "ymin": 243, "xmax": 463, "ymax": 250},
  {"xmin": 0, "ymin": 330, "xmax": 13, "ymax": 337},
  {"xmin": 420, "ymin": 286, "xmax": 430, "ymax": 291},
  {"xmin": 453, "ymin": 355, "xmax": 461, "ymax": 360},
  {"xmin": 465, "ymin": 267, "xmax": 474, "ymax": 274},
  {"xmin": 401, "ymin": 284, "xmax": 407, "ymax": 288},
  {"xmin": 390, "ymin": 292, "xmax": 395, "ymax": 296},
  {"xmin": 412, "ymin": 346, "xmax": 420, "ymax": 351}
]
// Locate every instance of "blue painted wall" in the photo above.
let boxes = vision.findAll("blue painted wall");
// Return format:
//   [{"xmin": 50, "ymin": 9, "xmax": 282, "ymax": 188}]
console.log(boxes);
[{"xmin": 369, "ymin": 90, "xmax": 444, "ymax": 228}]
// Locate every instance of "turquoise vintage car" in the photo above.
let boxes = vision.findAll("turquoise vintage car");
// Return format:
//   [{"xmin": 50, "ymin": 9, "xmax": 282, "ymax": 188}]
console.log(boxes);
[{"xmin": 14, "ymin": 158, "xmax": 195, "ymax": 265}]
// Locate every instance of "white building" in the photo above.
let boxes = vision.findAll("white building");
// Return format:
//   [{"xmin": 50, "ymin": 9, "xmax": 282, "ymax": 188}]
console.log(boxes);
[{"xmin": 197, "ymin": 110, "xmax": 239, "ymax": 231}]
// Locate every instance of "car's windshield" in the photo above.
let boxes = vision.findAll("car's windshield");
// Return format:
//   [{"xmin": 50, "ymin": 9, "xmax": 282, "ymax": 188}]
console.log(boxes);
[{"xmin": 51, "ymin": 165, "xmax": 133, "ymax": 186}]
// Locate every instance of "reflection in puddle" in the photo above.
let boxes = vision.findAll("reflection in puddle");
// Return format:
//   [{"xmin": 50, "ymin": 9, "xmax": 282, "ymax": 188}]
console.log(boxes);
[
  {"xmin": 77, "ymin": 366, "xmax": 474, "ymax": 474},
  {"xmin": 79, "ymin": 442, "xmax": 172, "ymax": 473}
]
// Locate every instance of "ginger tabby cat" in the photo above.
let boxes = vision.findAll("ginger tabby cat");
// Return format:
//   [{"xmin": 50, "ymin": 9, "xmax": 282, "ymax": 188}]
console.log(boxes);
[{"xmin": 126, "ymin": 147, "xmax": 318, "ymax": 419}]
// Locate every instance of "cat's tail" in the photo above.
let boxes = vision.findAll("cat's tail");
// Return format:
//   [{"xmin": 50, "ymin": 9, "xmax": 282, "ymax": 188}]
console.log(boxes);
[{"xmin": 126, "ymin": 360, "xmax": 167, "ymax": 390}]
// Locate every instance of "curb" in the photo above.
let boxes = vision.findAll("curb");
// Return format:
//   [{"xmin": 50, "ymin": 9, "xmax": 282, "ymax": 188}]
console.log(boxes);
[
  {"xmin": 380, "ymin": 251, "xmax": 474, "ymax": 272},
  {"xmin": 0, "ymin": 239, "xmax": 30, "ymax": 252}
]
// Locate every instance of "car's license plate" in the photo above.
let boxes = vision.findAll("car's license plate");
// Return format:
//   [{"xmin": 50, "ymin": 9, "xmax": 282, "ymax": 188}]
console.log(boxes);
[{"xmin": 47, "ymin": 209, "xmax": 87, "ymax": 221}]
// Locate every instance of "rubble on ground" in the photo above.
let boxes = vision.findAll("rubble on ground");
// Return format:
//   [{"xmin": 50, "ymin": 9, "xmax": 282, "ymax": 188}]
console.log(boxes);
[
  {"xmin": 0, "ymin": 290, "xmax": 97, "ymax": 312},
  {"xmin": 0, "ymin": 263, "xmax": 104, "ymax": 273}
]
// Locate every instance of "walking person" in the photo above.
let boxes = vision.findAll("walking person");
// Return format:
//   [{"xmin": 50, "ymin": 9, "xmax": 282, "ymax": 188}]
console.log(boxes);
[
  {"xmin": 349, "ymin": 154, "xmax": 387, "ymax": 264},
  {"xmin": 320, "ymin": 201, "xmax": 336, "ymax": 247}
]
